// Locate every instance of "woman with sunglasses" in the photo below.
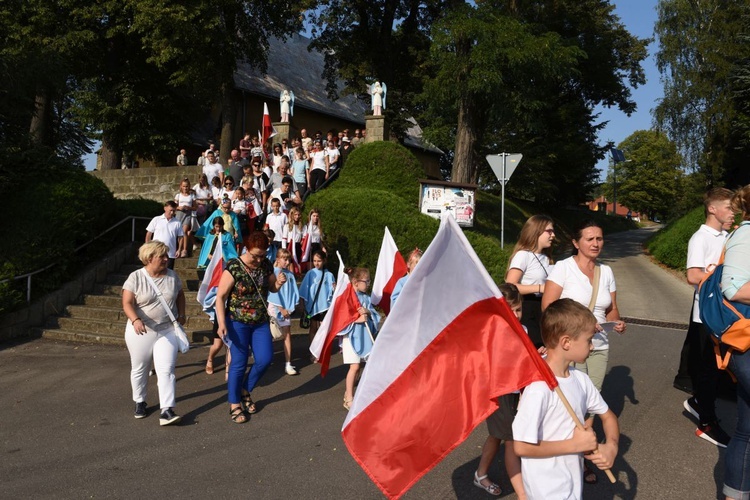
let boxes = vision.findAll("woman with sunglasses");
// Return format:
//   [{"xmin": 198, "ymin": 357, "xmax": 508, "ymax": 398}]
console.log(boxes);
[
  {"xmin": 215, "ymin": 231, "xmax": 287, "ymax": 424},
  {"xmin": 219, "ymin": 176, "xmax": 236, "ymax": 201},
  {"xmin": 505, "ymin": 215, "xmax": 556, "ymax": 348}
]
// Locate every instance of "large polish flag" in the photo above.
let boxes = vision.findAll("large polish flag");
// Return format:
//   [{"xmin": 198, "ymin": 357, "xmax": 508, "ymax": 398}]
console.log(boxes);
[
  {"xmin": 341, "ymin": 215, "xmax": 557, "ymax": 499},
  {"xmin": 309, "ymin": 252, "xmax": 363, "ymax": 376},
  {"xmin": 196, "ymin": 236, "xmax": 225, "ymax": 321},
  {"xmin": 370, "ymin": 226, "xmax": 408, "ymax": 315}
]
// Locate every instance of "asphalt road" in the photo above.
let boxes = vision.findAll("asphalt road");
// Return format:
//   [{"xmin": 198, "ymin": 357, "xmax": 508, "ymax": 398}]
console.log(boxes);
[{"xmin": 0, "ymin": 227, "xmax": 734, "ymax": 499}]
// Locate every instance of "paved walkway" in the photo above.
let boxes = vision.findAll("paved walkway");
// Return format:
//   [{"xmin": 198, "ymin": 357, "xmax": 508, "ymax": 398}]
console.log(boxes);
[{"xmin": 599, "ymin": 226, "xmax": 694, "ymax": 327}]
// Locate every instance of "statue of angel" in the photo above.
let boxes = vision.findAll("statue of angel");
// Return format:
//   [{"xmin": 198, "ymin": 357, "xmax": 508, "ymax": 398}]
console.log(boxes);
[
  {"xmin": 369, "ymin": 81, "xmax": 386, "ymax": 116},
  {"xmin": 279, "ymin": 90, "xmax": 294, "ymax": 122}
]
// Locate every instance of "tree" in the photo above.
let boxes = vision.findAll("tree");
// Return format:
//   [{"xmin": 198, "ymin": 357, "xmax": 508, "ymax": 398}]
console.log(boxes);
[
  {"xmin": 421, "ymin": 0, "xmax": 648, "ymax": 203},
  {"xmin": 307, "ymin": 0, "xmax": 438, "ymax": 138},
  {"xmin": 655, "ymin": 0, "xmax": 746, "ymax": 186},
  {"xmin": 602, "ymin": 130, "xmax": 683, "ymax": 220}
]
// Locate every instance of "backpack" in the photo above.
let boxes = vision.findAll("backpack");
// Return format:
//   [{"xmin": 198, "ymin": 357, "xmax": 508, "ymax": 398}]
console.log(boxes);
[{"xmin": 698, "ymin": 226, "xmax": 750, "ymax": 371}]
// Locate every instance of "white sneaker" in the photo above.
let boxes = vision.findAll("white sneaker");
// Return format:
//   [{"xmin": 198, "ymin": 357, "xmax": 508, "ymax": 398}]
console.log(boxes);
[{"xmin": 285, "ymin": 365, "xmax": 298, "ymax": 376}]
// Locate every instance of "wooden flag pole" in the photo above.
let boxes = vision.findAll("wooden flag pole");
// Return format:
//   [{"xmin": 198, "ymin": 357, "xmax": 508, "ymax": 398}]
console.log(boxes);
[{"xmin": 554, "ymin": 386, "xmax": 617, "ymax": 484}]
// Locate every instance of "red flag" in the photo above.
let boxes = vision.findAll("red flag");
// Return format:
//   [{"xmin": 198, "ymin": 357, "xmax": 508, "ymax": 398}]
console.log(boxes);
[
  {"xmin": 261, "ymin": 102, "xmax": 277, "ymax": 146},
  {"xmin": 371, "ymin": 226, "xmax": 408, "ymax": 315},
  {"xmin": 309, "ymin": 252, "xmax": 362, "ymax": 376},
  {"xmin": 341, "ymin": 215, "xmax": 556, "ymax": 499}
]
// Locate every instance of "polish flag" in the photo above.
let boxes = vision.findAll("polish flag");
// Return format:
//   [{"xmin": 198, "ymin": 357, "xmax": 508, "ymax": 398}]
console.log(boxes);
[
  {"xmin": 309, "ymin": 252, "xmax": 363, "ymax": 376},
  {"xmin": 261, "ymin": 102, "xmax": 277, "ymax": 146},
  {"xmin": 341, "ymin": 215, "xmax": 557, "ymax": 499},
  {"xmin": 370, "ymin": 226, "xmax": 407, "ymax": 315},
  {"xmin": 196, "ymin": 235, "xmax": 225, "ymax": 320},
  {"xmin": 300, "ymin": 219, "xmax": 313, "ymax": 264}
]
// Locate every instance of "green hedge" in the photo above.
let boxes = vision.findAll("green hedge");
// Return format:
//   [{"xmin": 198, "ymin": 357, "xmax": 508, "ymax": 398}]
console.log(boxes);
[
  {"xmin": 646, "ymin": 206, "xmax": 704, "ymax": 270},
  {"xmin": 306, "ymin": 142, "xmax": 510, "ymax": 282}
]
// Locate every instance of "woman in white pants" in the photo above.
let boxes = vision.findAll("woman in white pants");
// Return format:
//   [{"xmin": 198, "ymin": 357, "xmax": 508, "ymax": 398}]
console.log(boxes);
[{"xmin": 122, "ymin": 241, "xmax": 186, "ymax": 426}]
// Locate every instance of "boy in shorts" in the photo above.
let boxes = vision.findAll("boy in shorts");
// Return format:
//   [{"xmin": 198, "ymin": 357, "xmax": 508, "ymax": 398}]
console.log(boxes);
[{"xmin": 513, "ymin": 298, "xmax": 619, "ymax": 500}]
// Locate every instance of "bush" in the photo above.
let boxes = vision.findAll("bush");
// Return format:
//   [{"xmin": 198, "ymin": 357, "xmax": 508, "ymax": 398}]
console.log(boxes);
[
  {"xmin": 646, "ymin": 206, "xmax": 704, "ymax": 270},
  {"xmin": 306, "ymin": 142, "xmax": 510, "ymax": 282},
  {"xmin": 336, "ymin": 142, "xmax": 425, "ymax": 203},
  {"xmin": 0, "ymin": 166, "xmax": 123, "ymax": 315},
  {"xmin": 115, "ymin": 198, "xmax": 163, "ymax": 218}
]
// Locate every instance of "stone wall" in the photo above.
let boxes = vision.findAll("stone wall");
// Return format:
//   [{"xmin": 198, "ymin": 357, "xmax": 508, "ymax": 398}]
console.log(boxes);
[
  {"xmin": 91, "ymin": 166, "xmax": 203, "ymax": 202},
  {"xmin": 0, "ymin": 243, "xmax": 136, "ymax": 343}
]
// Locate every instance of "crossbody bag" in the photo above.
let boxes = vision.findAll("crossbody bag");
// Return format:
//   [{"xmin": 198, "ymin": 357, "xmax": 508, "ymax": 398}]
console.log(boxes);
[{"xmin": 140, "ymin": 269, "xmax": 190, "ymax": 353}]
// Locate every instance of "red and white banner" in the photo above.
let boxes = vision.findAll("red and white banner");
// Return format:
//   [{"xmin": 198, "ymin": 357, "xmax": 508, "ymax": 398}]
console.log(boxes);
[
  {"xmin": 262, "ymin": 102, "xmax": 277, "ymax": 146},
  {"xmin": 196, "ymin": 235, "xmax": 225, "ymax": 317},
  {"xmin": 370, "ymin": 226, "xmax": 408, "ymax": 315},
  {"xmin": 341, "ymin": 215, "xmax": 557, "ymax": 499},
  {"xmin": 300, "ymin": 219, "xmax": 313, "ymax": 264},
  {"xmin": 309, "ymin": 252, "xmax": 362, "ymax": 376}
]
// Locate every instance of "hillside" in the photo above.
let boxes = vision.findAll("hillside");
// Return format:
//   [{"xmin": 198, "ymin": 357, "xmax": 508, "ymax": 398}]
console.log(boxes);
[{"xmin": 303, "ymin": 142, "xmax": 636, "ymax": 281}]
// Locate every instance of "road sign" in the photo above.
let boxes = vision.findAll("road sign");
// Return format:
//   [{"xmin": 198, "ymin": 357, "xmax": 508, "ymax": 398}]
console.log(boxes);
[
  {"xmin": 486, "ymin": 153, "xmax": 523, "ymax": 184},
  {"xmin": 485, "ymin": 153, "xmax": 523, "ymax": 249}
]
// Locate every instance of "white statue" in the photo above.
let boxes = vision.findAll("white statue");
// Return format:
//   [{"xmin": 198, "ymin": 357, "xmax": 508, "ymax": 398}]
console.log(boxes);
[
  {"xmin": 369, "ymin": 81, "xmax": 387, "ymax": 116},
  {"xmin": 279, "ymin": 90, "xmax": 294, "ymax": 122}
]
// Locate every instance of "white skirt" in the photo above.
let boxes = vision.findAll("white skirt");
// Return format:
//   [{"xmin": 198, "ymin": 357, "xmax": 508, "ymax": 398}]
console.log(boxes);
[{"xmin": 340, "ymin": 334, "xmax": 360, "ymax": 364}]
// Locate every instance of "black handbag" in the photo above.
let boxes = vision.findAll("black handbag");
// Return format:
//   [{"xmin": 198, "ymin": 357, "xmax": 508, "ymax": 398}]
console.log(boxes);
[{"xmin": 301, "ymin": 274, "xmax": 325, "ymax": 329}]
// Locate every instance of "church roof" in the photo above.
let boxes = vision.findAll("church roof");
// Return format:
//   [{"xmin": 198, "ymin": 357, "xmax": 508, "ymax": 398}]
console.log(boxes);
[{"xmin": 233, "ymin": 34, "xmax": 441, "ymax": 155}]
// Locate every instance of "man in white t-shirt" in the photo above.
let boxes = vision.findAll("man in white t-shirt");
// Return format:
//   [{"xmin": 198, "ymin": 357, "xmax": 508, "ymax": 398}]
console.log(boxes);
[
  {"xmin": 202, "ymin": 151, "xmax": 223, "ymax": 186},
  {"xmin": 265, "ymin": 198, "xmax": 288, "ymax": 248},
  {"xmin": 678, "ymin": 187, "xmax": 735, "ymax": 448},
  {"xmin": 146, "ymin": 201, "xmax": 185, "ymax": 269}
]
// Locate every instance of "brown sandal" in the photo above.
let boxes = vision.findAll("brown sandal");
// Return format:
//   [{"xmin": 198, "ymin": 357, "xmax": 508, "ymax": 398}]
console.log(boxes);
[
  {"xmin": 241, "ymin": 393, "xmax": 257, "ymax": 414},
  {"xmin": 230, "ymin": 406, "xmax": 247, "ymax": 424},
  {"xmin": 205, "ymin": 359, "xmax": 214, "ymax": 375}
]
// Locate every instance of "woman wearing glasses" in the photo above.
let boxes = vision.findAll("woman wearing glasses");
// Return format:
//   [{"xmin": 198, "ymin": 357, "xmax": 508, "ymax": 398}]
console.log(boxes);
[
  {"xmin": 215, "ymin": 231, "xmax": 287, "ymax": 424},
  {"xmin": 504, "ymin": 215, "xmax": 556, "ymax": 348}
]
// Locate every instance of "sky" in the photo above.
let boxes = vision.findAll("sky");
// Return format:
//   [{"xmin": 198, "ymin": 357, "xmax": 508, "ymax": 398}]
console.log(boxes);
[
  {"xmin": 83, "ymin": 1, "xmax": 662, "ymax": 174},
  {"xmin": 594, "ymin": 0, "xmax": 662, "ymax": 179}
]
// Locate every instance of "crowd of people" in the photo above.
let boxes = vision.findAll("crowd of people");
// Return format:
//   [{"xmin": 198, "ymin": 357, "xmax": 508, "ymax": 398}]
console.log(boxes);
[{"xmin": 125, "ymin": 148, "xmax": 750, "ymax": 500}]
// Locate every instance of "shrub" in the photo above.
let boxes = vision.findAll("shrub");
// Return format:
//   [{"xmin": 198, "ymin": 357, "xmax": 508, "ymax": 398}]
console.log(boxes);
[
  {"xmin": 336, "ymin": 142, "xmax": 425, "ymax": 203},
  {"xmin": 646, "ymin": 206, "xmax": 704, "ymax": 270}
]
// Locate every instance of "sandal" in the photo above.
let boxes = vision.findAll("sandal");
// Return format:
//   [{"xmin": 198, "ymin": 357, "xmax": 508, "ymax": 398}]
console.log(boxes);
[
  {"xmin": 241, "ymin": 393, "xmax": 257, "ymax": 414},
  {"xmin": 473, "ymin": 471, "xmax": 501, "ymax": 496},
  {"xmin": 205, "ymin": 359, "xmax": 214, "ymax": 375},
  {"xmin": 584, "ymin": 465, "xmax": 598, "ymax": 484},
  {"xmin": 230, "ymin": 406, "xmax": 247, "ymax": 424},
  {"xmin": 343, "ymin": 396, "xmax": 352, "ymax": 411}
]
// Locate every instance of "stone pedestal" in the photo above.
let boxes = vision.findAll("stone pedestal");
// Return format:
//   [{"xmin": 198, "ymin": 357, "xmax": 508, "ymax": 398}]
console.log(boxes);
[
  {"xmin": 273, "ymin": 122, "xmax": 291, "ymax": 143},
  {"xmin": 365, "ymin": 115, "xmax": 389, "ymax": 143}
]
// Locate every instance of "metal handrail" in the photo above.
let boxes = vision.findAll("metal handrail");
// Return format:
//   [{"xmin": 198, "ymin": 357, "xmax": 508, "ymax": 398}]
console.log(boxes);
[{"xmin": 0, "ymin": 216, "xmax": 151, "ymax": 303}]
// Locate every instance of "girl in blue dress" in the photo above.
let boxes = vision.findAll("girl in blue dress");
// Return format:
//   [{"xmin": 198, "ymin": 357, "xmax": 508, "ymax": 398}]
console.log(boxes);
[
  {"xmin": 339, "ymin": 267, "xmax": 380, "ymax": 410},
  {"xmin": 299, "ymin": 250, "xmax": 335, "ymax": 345}
]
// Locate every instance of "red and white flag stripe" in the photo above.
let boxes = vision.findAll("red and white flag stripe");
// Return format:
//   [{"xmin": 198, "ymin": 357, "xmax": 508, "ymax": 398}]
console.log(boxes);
[
  {"xmin": 309, "ymin": 252, "xmax": 362, "ymax": 376},
  {"xmin": 370, "ymin": 226, "xmax": 408, "ymax": 315},
  {"xmin": 341, "ymin": 215, "xmax": 557, "ymax": 499},
  {"xmin": 262, "ymin": 102, "xmax": 277, "ymax": 146},
  {"xmin": 196, "ymin": 234, "xmax": 224, "ymax": 306}
]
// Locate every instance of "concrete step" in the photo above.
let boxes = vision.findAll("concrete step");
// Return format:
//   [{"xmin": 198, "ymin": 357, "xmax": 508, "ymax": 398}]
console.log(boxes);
[
  {"xmin": 78, "ymin": 294, "xmax": 205, "ymax": 315},
  {"xmin": 119, "ymin": 264, "xmax": 201, "ymax": 281},
  {"xmin": 64, "ymin": 304, "xmax": 215, "ymax": 330},
  {"xmin": 103, "ymin": 273, "xmax": 201, "ymax": 292},
  {"xmin": 92, "ymin": 284, "xmax": 200, "ymax": 302}
]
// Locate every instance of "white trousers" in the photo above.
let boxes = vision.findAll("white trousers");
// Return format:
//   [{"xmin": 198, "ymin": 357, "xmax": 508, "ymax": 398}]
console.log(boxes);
[{"xmin": 125, "ymin": 321, "xmax": 178, "ymax": 410}]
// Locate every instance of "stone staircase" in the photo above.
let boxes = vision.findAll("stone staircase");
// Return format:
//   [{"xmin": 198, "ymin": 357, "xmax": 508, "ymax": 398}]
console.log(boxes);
[
  {"xmin": 37, "ymin": 250, "xmax": 308, "ymax": 346},
  {"xmin": 38, "ymin": 255, "xmax": 213, "ymax": 346}
]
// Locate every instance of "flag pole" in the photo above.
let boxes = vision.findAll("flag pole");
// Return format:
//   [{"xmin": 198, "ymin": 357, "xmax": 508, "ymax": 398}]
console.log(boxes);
[{"xmin": 553, "ymin": 386, "xmax": 617, "ymax": 484}]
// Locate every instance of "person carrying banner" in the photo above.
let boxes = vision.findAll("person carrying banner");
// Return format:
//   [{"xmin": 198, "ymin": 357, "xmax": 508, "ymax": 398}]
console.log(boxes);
[
  {"xmin": 214, "ymin": 231, "xmax": 286, "ymax": 424},
  {"xmin": 390, "ymin": 248, "xmax": 422, "ymax": 310},
  {"xmin": 300, "ymin": 250, "xmax": 335, "ymax": 345},
  {"xmin": 338, "ymin": 267, "xmax": 380, "ymax": 410},
  {"xmin": 513, "ymin": 299, "xmax": 619, "ymax": 500}
]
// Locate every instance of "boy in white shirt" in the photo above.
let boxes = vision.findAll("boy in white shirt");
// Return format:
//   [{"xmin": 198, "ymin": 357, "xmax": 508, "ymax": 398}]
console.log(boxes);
[
  {"xmin": 513, "ymin": 299, "xmax": 619, "ymax": 500},
  {"xmin": 265, "ymin": 198, "xmax": 288, "ymax": 249}
]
